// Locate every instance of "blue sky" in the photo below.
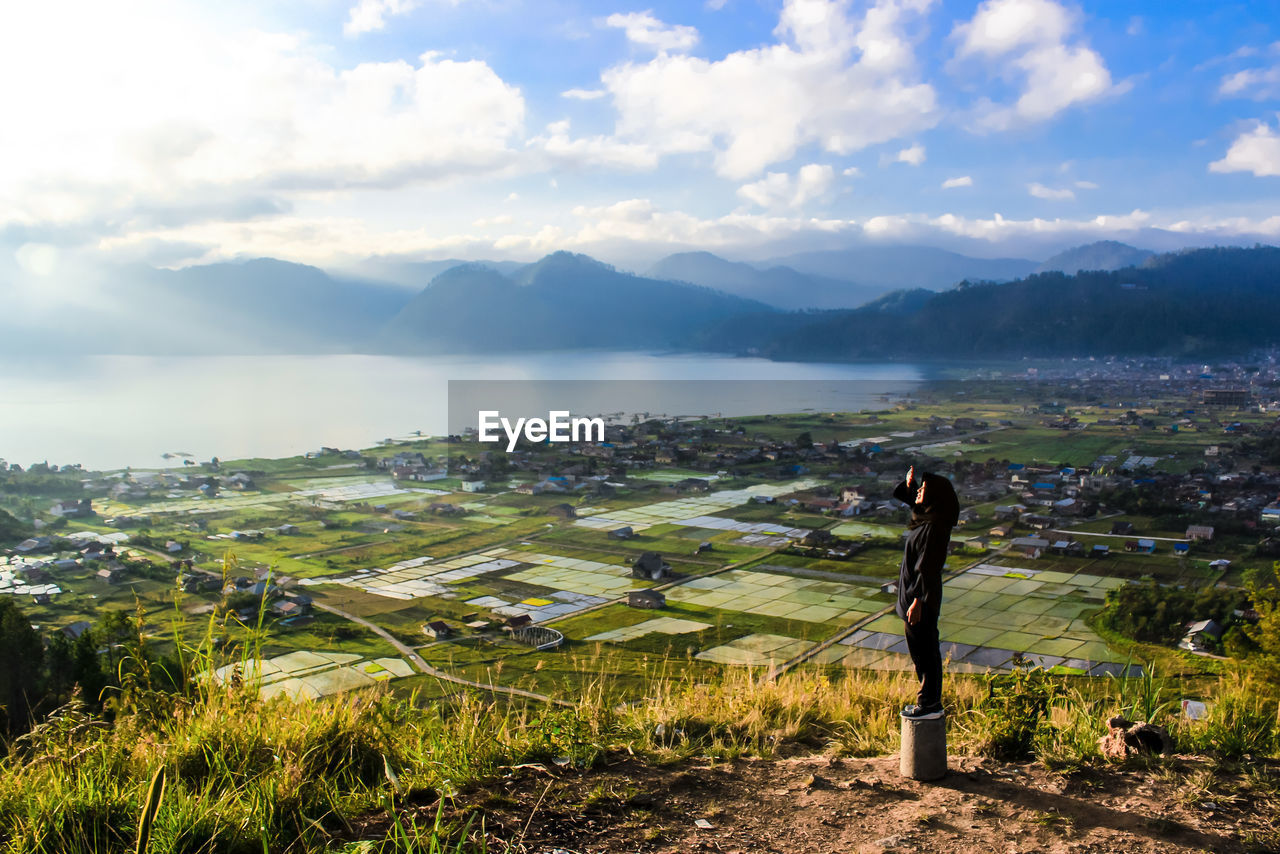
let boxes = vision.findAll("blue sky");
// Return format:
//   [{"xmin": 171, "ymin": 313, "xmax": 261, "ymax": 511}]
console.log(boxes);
[{"xmin": 4, "ymin": 0, "xmax": 1280, "ymax": 279}]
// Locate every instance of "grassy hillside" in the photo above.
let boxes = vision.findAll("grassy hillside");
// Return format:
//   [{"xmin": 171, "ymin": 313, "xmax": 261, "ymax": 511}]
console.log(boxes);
[{"xmin": 0, "ymin": 636, "xmax": 1276, "ymax": 852}]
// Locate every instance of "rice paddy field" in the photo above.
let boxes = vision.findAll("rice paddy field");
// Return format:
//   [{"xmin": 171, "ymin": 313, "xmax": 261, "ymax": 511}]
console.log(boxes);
[
  {"xmin": 573, "ymin": 479, "xmax": 820, "ymax": 531},
  {"xmin": 70, "ymin": 468, "xmax": 1148, "ymax": 698},
  {"xmin": 840, "ymin": 562, "xmax": 1137, "ymax": 677},
  {"xmin": 549, "ymin": 557, "xmax": 1136, "ymax": 678},
  {"xmin": 207, "ymin": 649, "xmax": 415, "ymax": 699},
  {"xmin": 663, "ymin": 567, "xmax": 889, "ymax": 624},
  {"xmin": 97, "ymin": 474, "xmax": 447, "ymax": 519},
  {"xmin": 19, "ymin": 389, "xmax": 1265, "ymax": 711}
]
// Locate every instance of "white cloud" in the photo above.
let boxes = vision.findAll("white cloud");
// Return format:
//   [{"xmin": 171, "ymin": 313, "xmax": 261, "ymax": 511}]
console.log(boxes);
[
  {"xmin": 600, "ymin": 0, "xmax": 939, "ymax": 179},
  {"xmin": 955, "ymin": 0, "xmax": 1070, "ymax": 55},
  {"xmin": 954, "ymin": 0, "xmax": 1116, "ymax": 131},
  {"xmin": 561, "ymin": 198, "xmax": 855, "ymax": 254},
  {"xmin": 842, "ymin": 166, "xmax": 862, "ymax": 177},
  {"xmin": 93, "ymin": 200, "xmax": 1280, "ymax": 270},
  {"xmin": 604, "ymin": 11, "xmax": 699, "ymax": 53},
  {"xmin": 98, "ymin": 215, "xmax": 512, "ymax": 268},
  {"xmin": 1074, "ymin": 180, "xmax": 1098, "ymax": 189},
  {"xmin": 1210, "ymin": 121, "xmax": 1280, "ymax": 177},
  {"xmin": 0, "ymin": 2, "xmax": 526, "ymax": 233},
  {"xmin": 941, "ymin": 175, "xmax": 972, "ymax": 188},
  {"xmin": 562, "ymin": 88, "xmax": 607, "ymax": 100},
  {"xmin": 1028, "ymin": 182, "xmax": 1075, "ymax": 200},
  {"xmin": 1220, "ymin": 65, "xmax": 1280, "ymax": 101},
  {"xmin": 737, "ymin": 163, "xmax": 834, "ymax": 209},
  {"xmin": 706, "ymin": 0, "xmax": 730, "ymax": 9},
  {"xmin": 1194, "ymin": 44, "xmax": 1273, "ymax": 73},
  {"xmin": 472, "ymin": 214, "xmax": 513, "ymax": 227},
  {"xmin": 531, "ymin": 120, "xmax": 659, "ymax": 170},
  {"xmin": 344, "ymin": 0, "xmax": 421, "ymax": 36},
  {"xmin": 895, "ymin": 144, "xmax": 926, "ymax": 165}
]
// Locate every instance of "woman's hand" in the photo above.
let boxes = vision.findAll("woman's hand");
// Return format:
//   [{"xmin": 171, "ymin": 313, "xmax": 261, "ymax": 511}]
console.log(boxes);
[
  {"xmin": 906, "ymin": 465, "xmax": 915, "ymax": 488},
  {"xmin": 907, "ymin": 597, "xmax": 922, "ymax": 625}
]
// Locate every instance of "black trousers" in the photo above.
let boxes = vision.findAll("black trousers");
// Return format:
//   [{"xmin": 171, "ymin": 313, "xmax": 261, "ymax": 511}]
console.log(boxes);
[{"xmin": 903, "ymin": 615, "xmax": 942, "ymax": 707}]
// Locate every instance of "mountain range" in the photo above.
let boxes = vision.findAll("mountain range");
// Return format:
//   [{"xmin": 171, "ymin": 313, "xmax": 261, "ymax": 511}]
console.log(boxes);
[
  {"xmin": 645, "ymin": 252, "xmax": 884, "ymax": 310},
  {"xmin": 731, "ymin": 245, "xmax": 1280, "ymax": 361},
  {"xmin": 3, "ymin": 240, "xmax": 1273, "ymax": 360},
  {"xmin": 645, "ymin": 241, "xmax": 1151, "ymax": 310},
  {"xmin": 382, "ymin": 252, "xmax": 769, "ymax": 352}
]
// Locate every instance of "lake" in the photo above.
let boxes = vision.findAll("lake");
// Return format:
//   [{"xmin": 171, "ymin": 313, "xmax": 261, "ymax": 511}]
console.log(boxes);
[{"xmin": 0, "ymin": 352, "xmax": 923, "ymax": 470}]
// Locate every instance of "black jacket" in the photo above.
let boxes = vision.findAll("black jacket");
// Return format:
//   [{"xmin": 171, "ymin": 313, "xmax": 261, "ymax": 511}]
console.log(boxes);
[{"xmin": 893, "ymin": 473, "xmax": 959, "ymax": 620}]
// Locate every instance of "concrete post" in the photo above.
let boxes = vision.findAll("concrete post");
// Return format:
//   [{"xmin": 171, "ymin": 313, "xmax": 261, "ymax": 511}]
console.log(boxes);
[{"xmin": 899, "ymin": 713, "xmax": 947, "ymax": 781}]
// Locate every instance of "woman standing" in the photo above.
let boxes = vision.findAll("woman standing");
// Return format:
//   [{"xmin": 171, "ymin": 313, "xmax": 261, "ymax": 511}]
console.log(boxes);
[{"xmin": 893, "ymin": 465, "xmax": 959, "ymax": 719}]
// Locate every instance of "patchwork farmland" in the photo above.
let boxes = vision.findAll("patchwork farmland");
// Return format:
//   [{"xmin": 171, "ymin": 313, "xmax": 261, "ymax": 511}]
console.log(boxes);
[{"xmin": 6, "ymin": 382, "xmax": 1266, "ymax": 704}]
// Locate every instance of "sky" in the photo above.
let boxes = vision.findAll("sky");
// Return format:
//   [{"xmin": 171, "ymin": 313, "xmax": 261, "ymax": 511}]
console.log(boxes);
[{"xmin": 5, "ymin": 0, "xmax": 1280, "ymax": 278}]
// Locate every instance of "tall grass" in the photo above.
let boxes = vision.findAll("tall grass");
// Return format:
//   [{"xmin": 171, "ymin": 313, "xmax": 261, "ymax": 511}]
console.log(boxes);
[{"xmin": 0, "ymin": 608, "xmax": 1277, "ymax": 852}]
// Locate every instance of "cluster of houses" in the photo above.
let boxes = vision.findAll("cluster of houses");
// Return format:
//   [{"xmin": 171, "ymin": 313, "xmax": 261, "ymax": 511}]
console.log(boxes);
[
  {"xmin": 96, "ymin": 470, "xmax": 264, "ymax": 502},
  {"xmin": 219, "ymin": 568, "xmax": 313, "ymax": 621},
  {"xmin": 510, "ymin": 473, "xmax": 628, "ymax": 499},
  {"xmin": 382, "ymin": 451, "xmax": 448, "ymax": 482},
  {"xmin": 306, "ymin": 447, "xmax": 366, "ymax": 461}
]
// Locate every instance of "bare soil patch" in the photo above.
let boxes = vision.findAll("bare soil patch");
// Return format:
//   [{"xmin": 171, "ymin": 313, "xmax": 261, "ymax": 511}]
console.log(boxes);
[{"xmin": 358, "ymin": 751, "xmax": 1280, "ymax": 853}]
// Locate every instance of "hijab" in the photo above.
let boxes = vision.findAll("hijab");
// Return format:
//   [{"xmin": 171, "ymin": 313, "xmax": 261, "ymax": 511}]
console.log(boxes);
[{"xmin": 907, "ymin": 471, "xmax": 960, "ymax": 530}]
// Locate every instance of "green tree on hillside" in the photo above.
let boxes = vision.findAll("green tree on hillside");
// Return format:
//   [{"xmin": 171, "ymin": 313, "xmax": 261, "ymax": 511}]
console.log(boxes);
[
  {"xmin": 1245, "ymin": 566, "xmax": 1280, "ymax": 678},
  {"xmin": 0, "ymin": 598, "xmax": 45, "ymax": 734},
  {"xmin": 0, "ymin": 507, "xmax": 30, "ymax": 545}
]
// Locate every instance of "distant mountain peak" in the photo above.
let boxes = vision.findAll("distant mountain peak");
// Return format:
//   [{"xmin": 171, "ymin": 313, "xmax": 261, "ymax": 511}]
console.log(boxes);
[
  {"xmin": 382, "ymin": 249, "xmax": 773, "ymax": 354},
  {"xmin": 661, "ymin": 250, "xmax": 728, "ymax": 263},
  {"xmin": 1037, "ymin": 241, "xmax": 1153, "ymax": 275},
  {"xmin": 539, "ymin": 250, "xmax": 613, "ymax": 269},
  {"xmin": 430, "ymin": 262, "xmax": 510, "ymax": 286},
  {"xmin": 646, "ymin": 250, "xmax": 881, "ymax": 311},
  {"xmin": 514, "ymin": 251, "xmax": 617, "ymax": 285}
]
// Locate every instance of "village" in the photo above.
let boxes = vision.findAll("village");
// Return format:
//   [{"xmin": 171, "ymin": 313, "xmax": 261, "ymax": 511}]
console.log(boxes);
[{"xmin": 3, "ymin": 360, "xmax": 1280, "ymax": 701}]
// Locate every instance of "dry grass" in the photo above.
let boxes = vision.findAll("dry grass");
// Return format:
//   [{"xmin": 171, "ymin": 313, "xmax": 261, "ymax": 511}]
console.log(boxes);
[{"xmin": 0, "ymin": 638, "xmax": 1276, "ymax": 853}]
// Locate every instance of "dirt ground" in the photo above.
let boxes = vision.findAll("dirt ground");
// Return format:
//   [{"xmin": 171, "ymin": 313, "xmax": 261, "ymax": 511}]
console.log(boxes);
[{"xmin": 374, "ymin": 750, "xmax": 1280, "ymax": 854}]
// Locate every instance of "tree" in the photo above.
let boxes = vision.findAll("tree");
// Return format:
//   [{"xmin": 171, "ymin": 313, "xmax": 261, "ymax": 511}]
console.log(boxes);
[
  {"xmin": 0, "ymin": 598, "xmax": 45, "ymax": 734},
  {"xmin": 1245, "ymin": 566, "xmax": 1280, "ymax": 678},
  {"xmin": 0, "ymin": 508, "xmax": 29, "ymax": 545}
]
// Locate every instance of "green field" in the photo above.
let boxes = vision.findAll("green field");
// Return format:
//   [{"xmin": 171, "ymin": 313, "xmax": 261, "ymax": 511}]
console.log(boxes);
[{"xmin": 7, "ymin": 382, "xmax": 1264, "ymax": 704}]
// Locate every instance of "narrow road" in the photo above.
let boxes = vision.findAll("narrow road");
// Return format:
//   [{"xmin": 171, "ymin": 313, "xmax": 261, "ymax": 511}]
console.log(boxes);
[
  {"xmin": 1048, "ymin": 528, "xmax": 1190, "ymax": 543},
  {"xmin": 311, "ymin": 600, "xmax": 572, "ymax": 707},
  {"xmin": 885, "ymin": 425, "xmax": 1009, "ymax": 451}
]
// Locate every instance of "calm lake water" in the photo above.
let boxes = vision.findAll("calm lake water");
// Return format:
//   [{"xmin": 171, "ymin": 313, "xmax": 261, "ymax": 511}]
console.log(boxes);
[{"xmin": 0, "ymin": 352, "xmax": 923, "ymax": 470}]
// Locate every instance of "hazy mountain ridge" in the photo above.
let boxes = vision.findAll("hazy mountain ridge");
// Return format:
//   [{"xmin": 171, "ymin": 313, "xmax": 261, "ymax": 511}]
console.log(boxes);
[
  {"xmin": 5, "ymin": 242, "xmax": 1277, "ymax": 359},
  {"xmin": 0, "ymin": 257, "xmax": 414, "ymax": 355},
  {"xmin": 381, "ymin": 251, "xmax": 775, "ymax": 353},
  {"xmin": 149, "ymin": 258, "xmax": 412, "ymax": 348},
  {"xmin": 747, "ymin": 245, "xmax": 1280, "ymax": 361},
  {"xmin": 763, "ymin": 245, "xmax": 1039, "ymax": 292},
  {"xmin": 338, "ymin": 257, "xmax": 527, "ymax": 289},
  {"xmin": 1036, "ymin": 240, "xmax": 1154, "ymax": 274},
  {"xmin": 646, "ymin": 251, "xmax": 885, "ymax": 310}
]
